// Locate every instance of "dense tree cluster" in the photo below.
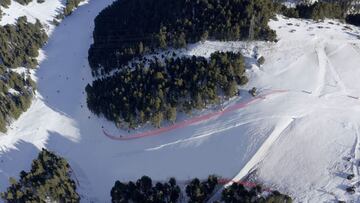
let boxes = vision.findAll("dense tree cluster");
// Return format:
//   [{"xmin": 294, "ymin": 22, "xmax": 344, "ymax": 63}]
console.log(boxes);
[
  {"xmin": 278, "ymin": 1, "xmax": 344, "ymax": 20},
  {"xmin": 0, "ymin": 0, "xmax": 81, "ymax": 16},
  {"xmin": 0, "ymin": 69, "xmax": 35, "ymax": 132},
  {"xmin": 86, "ymin": 52, "xmax": 247, "ymax": 128},
  {"xmin": 277, "ymin": 0, "xmax": 360, "ymax": 21},
  {"xmin": 222, "ymin": 183, "xmax": 292, "ymax": 203},
  {"xmin": 14, "ymin": 0, "xmax": 33, "ymax": 5},
  {"xmin": 1, "ymin": 149, "xmax": 80, "ymax": 203},
  {"xmin": 64, "ymin": 0, "xmax": 84, "ymax": 16},
  {"xmin": 111, "ymin": 175, "xmax": 292, "ymax": 203},
  {"xmin": 347, "ymin": 14, "xmax": 360, "ymax": 26},
  {"xmin": 185, "ymin": 175, "xmax": 218, "ymax": 203},
  {"xmin": 0, "ymin": 16, "xmax": 48, "ymax": 68},
  {"xmin": 88, "ymin": 0, "xmax": 277, "ymax": 75},
  {"xmin": 0, "ymin": 0, "xmax": 11, "ymax": 7},
  {"xmin": 0, "ymin": 16, "xmax": 47, "ymax": 132},
  {"xmin": 111, "ymin": 176, "xmax": 181, "ymax": 203}
]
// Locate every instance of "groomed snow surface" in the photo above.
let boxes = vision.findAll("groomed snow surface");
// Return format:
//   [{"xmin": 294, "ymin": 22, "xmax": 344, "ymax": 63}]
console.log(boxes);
[{"xmin": 1, "ymin": 0, "xmax": 360, "ymax": 202}]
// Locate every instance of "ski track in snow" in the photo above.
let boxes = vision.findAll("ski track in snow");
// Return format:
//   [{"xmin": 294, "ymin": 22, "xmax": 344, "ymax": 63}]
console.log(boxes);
[
  {"xmin": 325, "ymin": 49, "xmax": 349, "ymax": 96},
  {"xmin": 0, "ymin": 2, "xmax": 360, "ymax": 202},
  {"xmin": 103, "ymin": 90, "xmax": 287, "ymax": 141},
  {"xmin": 348, "ymin": 123, "xmax": 360, "ymax": 193},
  {"xmin": 226, "ymin": 117, "xmax": 295, "ymax": 184},
  {"xmin": 314, "ymin": 40, "xmax": 327, "ymax": 97}
]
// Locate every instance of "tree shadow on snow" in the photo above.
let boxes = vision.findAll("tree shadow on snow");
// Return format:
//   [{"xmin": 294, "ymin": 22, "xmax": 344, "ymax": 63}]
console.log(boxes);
[{"xmin": 0, "ymin": 141, "xmax": 40, "ymax": 193}]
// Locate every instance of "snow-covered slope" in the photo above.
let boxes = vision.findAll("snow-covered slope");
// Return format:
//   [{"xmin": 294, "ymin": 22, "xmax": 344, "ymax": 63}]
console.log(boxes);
[
  {"xmin": 1, "ymin": 0, "xmax": 59, "ymax": 26},
  {"xmin": 0, "ymin": 0, "xmax": 360, "ymax": 202}
]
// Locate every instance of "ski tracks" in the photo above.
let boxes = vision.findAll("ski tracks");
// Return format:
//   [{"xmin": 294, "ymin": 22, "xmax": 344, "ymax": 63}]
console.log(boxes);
[
  {"xmin": 208, "ymin": 117, "xmax": 295, "ymax": 202},
  {"xmin": 314, "ymin": 41, "xmax": 327, "ymax": 97},
  {"xmin": 226, "ymin": 117, "xmax": 295, "ymax": 185},
  {"xmin": 103, "ymin": 90, "xmax": 288, "ymax": 141},
  {"xmin": 351, "ymin": 124, "xmax": 360, "ymax": 187},
  {"xmin": 314, "ymin": 40, "xmax": 350, "ymax": 98}
]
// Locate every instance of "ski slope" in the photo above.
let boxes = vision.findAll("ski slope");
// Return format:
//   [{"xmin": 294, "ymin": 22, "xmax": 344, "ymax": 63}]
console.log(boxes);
[{"xmin": 0, "ymin": 0, "xmax": 360, "ymax": 202}]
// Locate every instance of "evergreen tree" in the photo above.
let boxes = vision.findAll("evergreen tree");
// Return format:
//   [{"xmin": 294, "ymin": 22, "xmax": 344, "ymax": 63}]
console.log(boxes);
[
  {"xmin": 1, "ymin": 149, "xmax": 80, "ymax": 203},
  {"xmin": 86, "ymin": 52, "xmax": 247, "ymax": 129}
]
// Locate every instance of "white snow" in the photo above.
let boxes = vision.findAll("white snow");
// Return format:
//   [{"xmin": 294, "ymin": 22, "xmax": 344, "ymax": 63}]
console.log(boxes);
[
  {"xmin": 0, "ymin": 0, "xmax": 63, "ymax": 27},
  {"xmin": 0, "ymin": 0, "xmax": 360, "ymax": 202}
]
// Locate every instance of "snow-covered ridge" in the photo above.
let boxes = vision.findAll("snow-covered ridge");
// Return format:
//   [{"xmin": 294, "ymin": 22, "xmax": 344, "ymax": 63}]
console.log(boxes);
[{"xmin": 0, "ymin": 0, "xmax": 360, "ymax": 202}]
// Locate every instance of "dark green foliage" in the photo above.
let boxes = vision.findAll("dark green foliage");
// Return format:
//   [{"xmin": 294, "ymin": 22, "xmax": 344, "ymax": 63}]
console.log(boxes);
[
  {"xmin": 185, "ymin": 175, "xmax": 218, "ymax": 203},
  {"xmin": 278, "ymin": 5, "xmax": 300, "ymax": 18},
  {"xmin": 14, "ymin": 0, "xmax": 33, "ymax": 5},
  {"xmin": 258, "ymin": 56, "xmax": 265, "ymax": 65},
  {"xmin": 280, "ymin": 1, "xmax": 345, "ymax": 20},
  {"xmin": 0, "ymin": 0, "xmax": 11, "ymax": 7},
  {"xmin": 222, "ymin": 183, "xmax": 292, "ymax": 203},
  {"xmin": 88, "ymin": 0, "xmax": 277, "ymax": 75},
  {"xmin": 0, "ymin": 16, "xmax": 47, "ymax": 132},
  {"xmin": 110, "ymin": 176, "xmax": 292, "ymax": 203},
  {"xmin": 86, "ymin": 52, "xmax": 247, "ymax": 128},
  {"xmin": 1, "ymin": 149, "xmax": 80, "ymax": 203},
  {"xmin": 64, "ymin": 0, "xmax": 84, "ymax": 16},
  {"xmin": 297, "ymin": 2, "xmax": 343, "ymax": 20},
  {"xmin": 347, "ymin": 14, "xmax": 360, "ymax": 26},
  {"xmin": 0, "ymin": 0, "xmax": 82, "ymax": 133},
  {"xmin": 0, "ymin": 16, "xmax": 48, "ymax": 68},
  {"xmin": 0, "ymin": 70, "xmax": 35, "ymax": 132},
  {"xmin": 111, "ymin": 176, "xmax": 180, "ymax": 203}
]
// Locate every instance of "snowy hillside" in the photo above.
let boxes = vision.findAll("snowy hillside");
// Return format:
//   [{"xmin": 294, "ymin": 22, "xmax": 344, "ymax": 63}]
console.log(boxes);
[
  {"xmin": 0, "ymin": 0, "xmax": 360, "ymax": 202},
  {"xmin": 0, "ymin": 0, "xmax": 60, "ymax": 26}
]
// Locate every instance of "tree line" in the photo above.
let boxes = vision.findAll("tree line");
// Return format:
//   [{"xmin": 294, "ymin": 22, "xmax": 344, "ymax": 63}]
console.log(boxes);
[
  {"xmin": 347, "ymin": 14, "xmax": 360, "ymax": 26},
  {"xmin": 277, "ymin": 0, "xmax": 360, "ymax": 21},
  {"xmin": 0, "ymin": 16, "xmax": 47, "ymax": 132},
  {"xmin": 111, "ymin": 175, "xmax": 292, "ymax": 203},
  {"xmin": 88, "ymin": 0, "xmax": 277, "ymax": 75},
  {"xmin": 222, "ymin": 182, "xmax": 292, "ymax": 203},
  {"xmin": 86, "ymin": 52, "xmax": 248, "ymax": 129},
  {"xmin": 1, "ymin": 149, "xmax": 80, "ymax": 203},
  {"xmin": 0, "ymin": 16, "xmax": 47, "ymax": 69},
  {"xmin": 1, "ymin": 149, "xmax": 292, "ymax": 203}
]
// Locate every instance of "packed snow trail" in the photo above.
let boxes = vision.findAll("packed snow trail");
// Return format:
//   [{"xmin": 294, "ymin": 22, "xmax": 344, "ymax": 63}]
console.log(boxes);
[
  {"xmin": 1, "ymin": 4, "xmax": 360, "ymax": 201},
  {"xmin": 103, "ymin": 90, "xmax": 288, "ymax": 141}
]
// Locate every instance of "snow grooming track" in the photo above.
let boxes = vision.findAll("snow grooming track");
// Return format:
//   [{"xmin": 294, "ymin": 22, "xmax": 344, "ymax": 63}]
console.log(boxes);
[
  {"xmin": 314, "ymin": 40, "xmax": 327, "ymax": 97},
  {"xmin": 351, "ymin": 124, "xmax": 360, "ymax": 187},
  {"xmin": 226, "ymin": 118, "xmax": 294, "ymax": 185},
  {"xmin": 102, "ymin": 89, "xmax": 288, "ymax": 141},
  {"xmin": 209, "ymin": 117, "xmax": 295, "ymax": 202},
  {"xmin": 325, "ymin": 47, "xmax": 349, "ymax": 95},
  {"xmin": 145, "ymin": 116, "xmax": 289, "ymax": 152}
]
